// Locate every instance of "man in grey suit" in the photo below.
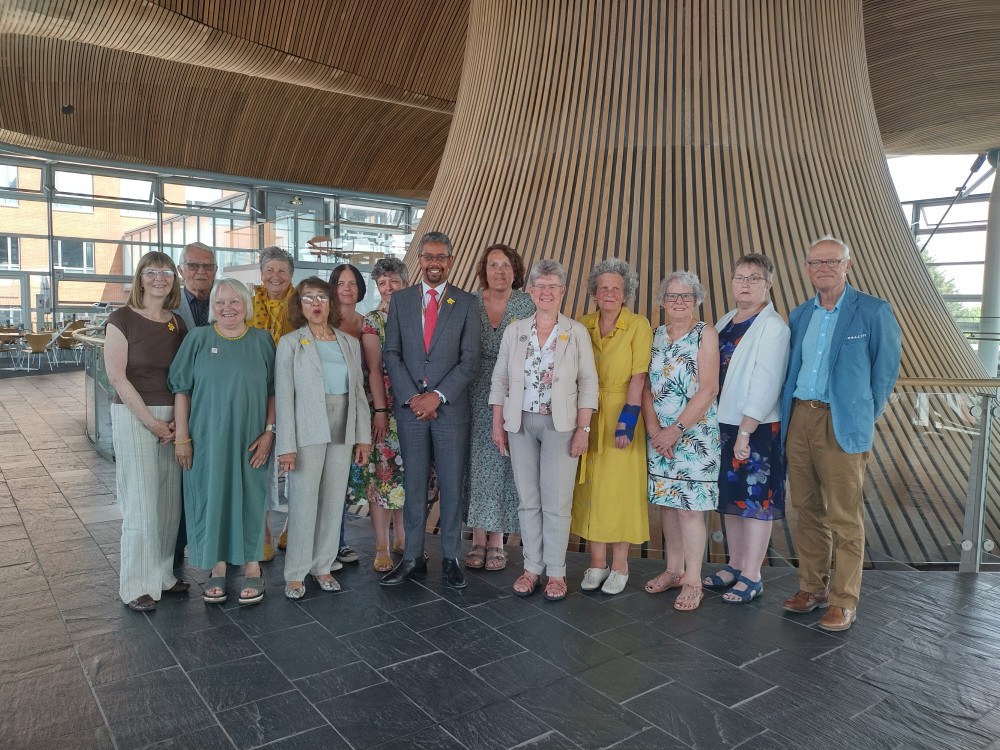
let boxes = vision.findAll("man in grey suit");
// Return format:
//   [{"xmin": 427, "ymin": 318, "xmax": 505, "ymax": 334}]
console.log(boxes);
[
  {"xmin": 381, "ymin": 231, "xmax": 480, "ymax": 588},
  {"xmin": 174, "ymin": 242, "xmax": 217, "ymax": 331},
  {"xmin": 171, "ymin": 242, "xmax": 217, "ymax": 567}
]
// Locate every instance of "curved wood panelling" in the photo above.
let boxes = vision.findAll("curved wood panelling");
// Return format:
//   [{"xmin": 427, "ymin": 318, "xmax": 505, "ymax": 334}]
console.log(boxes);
[
  {"xmin": 865, "ymin": 0, "xmax": 1000, "ymax": 154},
  {"xmin": 414, "ymin": 0, "xmax": 990, "ymax": 564}
]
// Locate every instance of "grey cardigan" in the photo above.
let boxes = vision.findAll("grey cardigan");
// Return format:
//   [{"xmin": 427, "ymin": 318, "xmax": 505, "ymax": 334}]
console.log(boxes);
[{"xmin": 275, "ymin": 326, "xmax": 372, "ymax": 456}]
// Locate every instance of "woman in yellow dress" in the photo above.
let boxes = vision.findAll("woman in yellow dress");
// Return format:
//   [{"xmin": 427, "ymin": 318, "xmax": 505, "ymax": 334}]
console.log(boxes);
[{"xmin": 571, "ymin": 258, "xmax": 652, "ymax": 595}]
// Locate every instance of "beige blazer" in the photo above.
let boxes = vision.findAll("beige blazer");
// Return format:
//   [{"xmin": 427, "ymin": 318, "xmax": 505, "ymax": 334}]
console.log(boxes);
[
  {"xmin": 489, "ymin": 313, "xmax": 599, "ymax": 433},
  {"xmin": 275, "ymin": 326, "xmax": 372, "ymax": 456}
]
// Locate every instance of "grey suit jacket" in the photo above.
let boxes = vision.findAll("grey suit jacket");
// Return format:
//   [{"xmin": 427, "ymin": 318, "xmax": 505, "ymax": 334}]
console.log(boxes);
[
  {"xmin": 490, "ymin": 314, "xmax": 599, "ymax": 433},
  {"xmin": 173, "ymin": 291, "xmax": 198, "ymax": 331},
  {"xmin": 382, "ymin": 282, "xmax": 480, "ymax": 425},
  {"xmin": 275, "ymin": 326, "xmax": 372, "ymax": 456}
]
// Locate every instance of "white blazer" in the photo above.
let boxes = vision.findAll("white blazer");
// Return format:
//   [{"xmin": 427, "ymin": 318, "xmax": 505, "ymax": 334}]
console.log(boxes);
[
  {"xmin": 715, "ymin": 302, "xmax": 790, "ymax": 425},
  {"xmin": 489, "ymin": 313, "xmax": 599, "ymax": 433},
  {"xmin": 275, "ymin": 326, "xmax": 372, "ymax": 456}
]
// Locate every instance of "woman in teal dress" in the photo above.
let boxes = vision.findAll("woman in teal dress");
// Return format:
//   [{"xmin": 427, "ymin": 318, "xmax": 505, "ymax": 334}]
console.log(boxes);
[
  {"xmin": 641, "ymin": 270, "xmax": 720, "ymax": 612},
  {"xmin": 170, "ymin": 278, "xmax": 276, "ymax": 605},
  {"xmin": 464, "ymin": 244, "xmax": 535, "ymax": 572}
]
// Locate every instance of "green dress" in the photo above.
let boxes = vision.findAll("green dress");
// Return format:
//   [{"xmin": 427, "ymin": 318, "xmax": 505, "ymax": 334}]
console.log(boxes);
[{"xmin": 168, "ymin": 325, "xmax": 276, "ymax": 568}]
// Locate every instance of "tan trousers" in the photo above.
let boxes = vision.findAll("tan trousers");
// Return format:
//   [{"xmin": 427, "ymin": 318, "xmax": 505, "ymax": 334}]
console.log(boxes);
[{"xmin": 786, "ymin": 401, "xmax": 869, "ymax": 609}]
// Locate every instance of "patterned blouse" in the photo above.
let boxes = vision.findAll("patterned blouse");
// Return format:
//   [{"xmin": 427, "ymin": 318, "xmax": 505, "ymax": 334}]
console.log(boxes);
[
  {"xmin": 251, "ymin": 284, "xmax": 295, "ymax": 345},
  {"xmin": 521, "ymin": 321, "xmax": 559, "ymax": 414}
]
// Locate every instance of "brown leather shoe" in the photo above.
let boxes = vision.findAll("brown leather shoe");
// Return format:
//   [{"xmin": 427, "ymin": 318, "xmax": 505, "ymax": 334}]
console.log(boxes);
[
  {"xmin": 818, "ymin": 606, "xmax": 856, "ymax": 631},
  {"xmin": 782, "ymin": 589, "xmax": 829, "ymax": 613},
  {"xmin": 127, "ymin": 594, "xmax": 156, "ymax": 611}
]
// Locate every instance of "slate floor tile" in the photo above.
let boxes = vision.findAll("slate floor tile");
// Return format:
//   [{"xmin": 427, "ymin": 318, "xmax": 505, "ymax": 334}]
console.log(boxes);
[
  {"xmin": 161, "ymin": 622, "xmax": 261, "ymax": 671},
  {"xmin": 467, "ymin": 593, "xmax": 541, "ymax": 626},
  {"xmin": 342, "ymin": 620, "xmax": 437, "ymax": 669},
  {"xmin": 256, "ymin": 622, "xmax": 360, "ymax": 680},
  {"xmin": 515, "ymin": 676, "xmax": 649, "ymax": 750},
  {"xmin": 440, "ymin": 699, "xmax": 551, "ymax": 750},
  {"xmin": 370, "ymin": 725, "xmax": 469, "ymax": 750},
  {"xmin": 381, "ymin": 651, "xmax": 504, "ymax": 721},
  {"xmin": 300, "ymin": 588, "xmax": 399, "ymax": 636},
  {"xmin": 144, "ymin": 725, "xmax": 235, "ymax": 749},
  {"xmin": 421, "ymin": 615, "xmax": 525, "ymax": 668},
  {"xmin": 75, "ymin": 625, "xmax": 178, "ymax": 685},
  {"xmin": 535, "ymin": 591, "xmax": 637, "ymax": 634},
  {"xmin": 624, "ymin": 681, "xmax": 764, "ymax": 750},
  {"xmin": 216, "ymin": 690, "xmax": 325, "ymax": 750},
  {"xmin": 188, "ymin": 653, "xmax": 294, "ymax": 712},
  {"xmin": 294, "ymin": 661, "xmax": 386, "ymax": 704},
  {"xmin": 95, "ymin": 666, "xmax": 216, "ymax": 749},
  {"xmin": 472, "ymin": 650, "xmax": 567, "ymax": 699},
  {"xmin": 145, "ymin": 593, "xmax": 233, "ymax": 636},
  {"xmin": 593, "ymin": 621, "xmax": 672, "ymax": 655},
  {"xmin": 315, "ymin": 682, "xmax": 434, "ymax": 749},
  {"xmin": 575, "ymin": 655, "xmax": 670, "ymax": 702},
  {"xmin": 604, "ymin": 725, "xmax": 691, "ymax": 750},
  {"xmin": 396, "ymin": 598, "xmax": 470, "ymax": 632},
  {"xmin": 224, "ymin": 591, "xmax": 316, "ymax": 637},
  {"xmin": 498, "ymin": 613, "xmax": 623, "ymax": 674},
  {"xmin": 508, "ymin": 731, "xmax": 579, "ymax": 749},
  {"xmin": 257, "ymin": 724, "xmax": 351, "ymax": 750}
]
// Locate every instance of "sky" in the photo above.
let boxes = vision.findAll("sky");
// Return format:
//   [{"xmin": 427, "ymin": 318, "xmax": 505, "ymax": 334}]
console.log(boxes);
[{"xmin": 887, "ymin": 154, "xmax": 994, "ymax": 302}]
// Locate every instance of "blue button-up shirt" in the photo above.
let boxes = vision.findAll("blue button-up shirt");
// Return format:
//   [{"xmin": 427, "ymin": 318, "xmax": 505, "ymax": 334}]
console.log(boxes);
[{"xmin": 793, "ymin": 287, "xmax": 847, "ymax": 402}]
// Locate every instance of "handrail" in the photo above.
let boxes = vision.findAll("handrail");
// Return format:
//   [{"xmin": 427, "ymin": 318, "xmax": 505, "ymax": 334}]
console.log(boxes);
[
  {"xmin": 896, "ymin": 377, "xmax": 1000, "ymax": 389},
  {"xmin": 72, "ymin": 326, "xmax": 106, "ymax": 347}
]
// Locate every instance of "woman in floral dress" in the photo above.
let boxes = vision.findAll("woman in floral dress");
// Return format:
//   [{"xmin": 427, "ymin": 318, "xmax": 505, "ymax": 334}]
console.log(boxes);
[{"xmin": 641, "ymin": 271, "xmax": 720, "ymax": 611}]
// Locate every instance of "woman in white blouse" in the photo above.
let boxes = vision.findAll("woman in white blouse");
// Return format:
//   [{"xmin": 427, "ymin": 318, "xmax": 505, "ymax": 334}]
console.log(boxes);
[{"xmin": 489, "ymin": 259, "xmax": 599, "ymax": 602}]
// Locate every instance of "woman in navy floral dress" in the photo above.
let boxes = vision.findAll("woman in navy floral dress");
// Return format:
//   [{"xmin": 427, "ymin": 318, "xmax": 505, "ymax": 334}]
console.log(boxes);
[{"xmin": 704, "ymin": 254, "xmax": 790, "ymax": 603}]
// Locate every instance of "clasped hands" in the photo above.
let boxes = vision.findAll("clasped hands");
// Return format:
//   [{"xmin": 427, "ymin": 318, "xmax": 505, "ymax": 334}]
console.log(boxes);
[{"xmin": 409, "ymin": 392, "xmax": 440, "ymax": 421}]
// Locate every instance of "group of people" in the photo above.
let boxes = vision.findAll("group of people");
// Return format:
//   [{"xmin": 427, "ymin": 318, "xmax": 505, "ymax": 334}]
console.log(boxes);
[{"xmin": 109, "ymin": 230, "xmax": 900, "ymax": 632}]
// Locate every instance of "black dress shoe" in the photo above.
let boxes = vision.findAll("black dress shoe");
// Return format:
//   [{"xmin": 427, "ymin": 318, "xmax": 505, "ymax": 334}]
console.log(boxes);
[
  {"xmin": 442, "ymin": 558, "xmax": 468, "ymax": 589},
  {"xmin": 381, "ymin": 557, "xmax": 427, "ymax": 586}
]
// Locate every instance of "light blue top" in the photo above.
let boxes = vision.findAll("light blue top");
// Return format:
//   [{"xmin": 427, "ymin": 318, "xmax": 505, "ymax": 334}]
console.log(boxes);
[
  {"xmin": 792, "ymin": 287, "xmax": 847, "ymax": 401},
  {"xmin": 316, "ymin": 339, "xmax": 349, "ymax": 395}
]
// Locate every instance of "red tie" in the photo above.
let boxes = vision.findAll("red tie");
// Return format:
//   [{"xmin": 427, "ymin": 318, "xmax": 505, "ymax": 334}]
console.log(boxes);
[{"xmin": 423, "ymin": 288, "xmax": 438, "ymax": 351}]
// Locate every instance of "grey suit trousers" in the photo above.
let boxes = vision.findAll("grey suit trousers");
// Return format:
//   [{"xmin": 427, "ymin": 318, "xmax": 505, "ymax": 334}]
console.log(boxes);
[
  {"xmin": 507, "ymin": 412, "xmax": 578, "ymax": 577},
  {"xmin": 284, "ymin": 395, "xmax": 352, "ymax": 582},
  {"xmin": 397, "ymin": 416, "xmax": 468, "ymax": 559}
]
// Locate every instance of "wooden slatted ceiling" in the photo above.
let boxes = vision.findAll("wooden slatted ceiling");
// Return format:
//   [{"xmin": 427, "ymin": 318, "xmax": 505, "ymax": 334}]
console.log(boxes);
[
  {"xmin": 0, "ymin": 34, "xmax": 450, "ymax": 196},
  {"xmin": 413, "ymin": 0, "xmax": 993, "ymax": 566}
]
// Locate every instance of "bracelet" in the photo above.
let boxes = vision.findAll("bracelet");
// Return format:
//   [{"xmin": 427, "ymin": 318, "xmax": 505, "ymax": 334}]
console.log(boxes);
[
  {"xmin": 173, "ymin": 438, "xmax": 191, "ymax": 445},
  {"xmin": 738, "ymin": 430, "xmax": 751, "ymax": 437},
  {"xmin": 673, "ymin": 421, "xmax": 686, "ymax": 431},
  {"xmin": 374, "ymin": 408, "xmax": 388, "ymax": 413}
]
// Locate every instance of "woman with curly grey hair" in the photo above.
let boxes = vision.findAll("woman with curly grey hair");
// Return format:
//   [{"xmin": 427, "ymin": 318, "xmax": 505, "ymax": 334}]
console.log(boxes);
[
  {"xmin": 641, "ymin": 270, "xmax": 720, "ymax": 611},
  {"xmin": 570, "ymin": 258, "xmax": 652, "ymax": 595}
]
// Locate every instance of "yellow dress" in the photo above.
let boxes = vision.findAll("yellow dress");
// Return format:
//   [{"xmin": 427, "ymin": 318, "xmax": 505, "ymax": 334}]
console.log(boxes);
[{"xmin": 571, "ymin": 307, "xmax": 653, "ymax": 544}]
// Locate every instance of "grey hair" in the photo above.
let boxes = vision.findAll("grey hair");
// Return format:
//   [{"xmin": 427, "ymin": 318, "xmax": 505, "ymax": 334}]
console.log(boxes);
[
  {"xmin": 371, "ymin": 257, "xmax": 409, "ymax": 284},
  {"xmin": 182, "ymin": 242, "xmax": 214, "ymax": 263},
  {"xmin": 809, "ymin": 234, "xmax": 851, "ymax": 259},
  {"xmin": 587, "ymin": 258, "xmax": 638, "ymax": 303},
  {"xmin": 732, "ymin": 253, "xmax": 775, "ymax": 282},
  {"xmin": 418, "ymin": 231, "xmax": 452, "ymax": 256},
  {"xmin": 657, "ymin": 270, "xmax": 706, "ymax": 306},
  {"xmin": 527, "ymin": 259, "xmax": 567, "ymax": 287},
  {"xmin": 208, "ymin": 278, "xmax": 255, "ymax": 323},
  {"xmin": 259, "ymin": 245, "xmax": 295, "ymax": 273}
]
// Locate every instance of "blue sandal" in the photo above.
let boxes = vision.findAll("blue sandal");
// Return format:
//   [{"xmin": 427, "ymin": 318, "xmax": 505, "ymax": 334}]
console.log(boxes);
[
  {"xmin": 703, "ymin": 565, "xmax": 741, "ymax": 589},
  {"xmin": 723, "ymin": 575, "xmax": 763, "ymax": 603}
]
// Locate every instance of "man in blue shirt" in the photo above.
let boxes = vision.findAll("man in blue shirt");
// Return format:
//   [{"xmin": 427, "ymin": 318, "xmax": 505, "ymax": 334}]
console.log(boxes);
[{"xmin": 779, "ymin": 236, "xmax": 901, "ymax": 631}]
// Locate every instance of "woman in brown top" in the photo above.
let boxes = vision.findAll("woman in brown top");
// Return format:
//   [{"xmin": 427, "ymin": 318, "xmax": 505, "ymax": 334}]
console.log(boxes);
[{"xmin": 105, "ymin": 251, "xmax": 188, "ymax": 611}]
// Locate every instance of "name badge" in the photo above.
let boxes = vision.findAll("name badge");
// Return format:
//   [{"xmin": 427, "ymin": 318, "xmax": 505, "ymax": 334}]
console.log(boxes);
[{"xmin": 211, "ymin": 348, "xmax": 218, "ymax": 354}]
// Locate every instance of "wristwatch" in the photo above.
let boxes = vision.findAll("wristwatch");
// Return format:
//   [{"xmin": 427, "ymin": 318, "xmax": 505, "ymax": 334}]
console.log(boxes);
[
  {"xmin": 577, "ymin": 425, "xmax": 591, "ymax": 433},
  {"xmin": 738, "ymin": 430, "xmax": 751, "ymax": 437},
  {"xmin": 265, "ymin": 424, "xmax": 276, "ymax": 433},
  {"xmin": 674, "ymin": 421, "xmax": 686, "ymax": 431}
]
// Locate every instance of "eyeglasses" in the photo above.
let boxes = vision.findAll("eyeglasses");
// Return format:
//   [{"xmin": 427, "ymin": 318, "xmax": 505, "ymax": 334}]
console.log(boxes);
[
  {"xmin": 419, "ymin": 254, "xmax": 450, "ymax": 263},
  {"xmin": 663, "ymin": 292, "xmax": 696, "ymax": 303},
  {"xmin": 300, "ymin": 294, "xmax": 330, "ymax": 303},
  {"xmin": 183, "ymin": 263, "xmax": 217, "ymax": 272},
  {"xmin": 805, "ymin": 258, "xmax": 846, "ymax": 269},
  {"xmin": 732, "ymin": 274, "xmax": 766, "ymax": 284},
  {"xmin": 532, "ymin": 284, "xmax": 563, "ymax": 292},
  {"xmin": 141, "ymin": 269, "xmax": 175, "ymax": 280}
]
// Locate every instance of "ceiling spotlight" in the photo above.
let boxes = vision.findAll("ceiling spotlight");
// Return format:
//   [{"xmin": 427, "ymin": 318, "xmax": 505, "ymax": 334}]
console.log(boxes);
[
  {"xmin": 290, "ymin": 196, "xmax": 303, "ymax": 205},
  {"xmin": 61, "ymin": 104, "xmax": 74, "ymax": 115}
]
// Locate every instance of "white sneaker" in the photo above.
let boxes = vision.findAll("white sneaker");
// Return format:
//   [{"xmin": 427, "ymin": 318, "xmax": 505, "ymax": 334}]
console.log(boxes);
[
  {"xmin": 581, "ymin": 566, "xmax": 611, "ymax": 591},
  {"xmin": 601, "ymin": 569, "xmax": 629, "ymax": 595},
  {"xmin": 330, "ymin": 560, "xmax": 343, "ymax": 572}
]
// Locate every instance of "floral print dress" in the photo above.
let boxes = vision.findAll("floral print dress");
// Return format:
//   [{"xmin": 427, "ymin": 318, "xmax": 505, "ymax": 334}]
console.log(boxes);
[
  {"xmin": 646, "ymin": 322, "xmax": 720, "ymax": 510},
  {"xmin": 716, "ymin": 315, "xmax": 786, "ymax": 520}
]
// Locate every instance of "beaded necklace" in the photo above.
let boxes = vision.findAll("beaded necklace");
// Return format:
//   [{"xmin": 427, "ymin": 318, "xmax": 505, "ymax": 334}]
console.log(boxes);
[{"xmin": 214, "ymin": 323, "xmax": 249, "ymax": 341}]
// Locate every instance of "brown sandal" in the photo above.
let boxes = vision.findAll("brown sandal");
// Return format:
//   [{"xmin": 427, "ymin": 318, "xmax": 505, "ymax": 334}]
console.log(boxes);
[
  {"xmin": 543, "ymin": 577, "xmax": 567, "ymax": 602},
  {"xmin": 373, "ymin": 545, "xmax": 393, "ymax": 572},
  {"xmin": 512, "ymin": 572, "xmax": 539, "ymax": 597},
  {"xmin": 674, "ymin": 583, "xmax": 704, "ymax": 611},
  {"xmin": 484, "ymin": 546, "xmax": 507, "ymax": 571},
  {"xmin": 645, "ymin": 570, "xmax": 682, "ymax": 594},
  {"xmin": 465, "ymin": 545, "xmax": 486, "ymax": 569}
]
